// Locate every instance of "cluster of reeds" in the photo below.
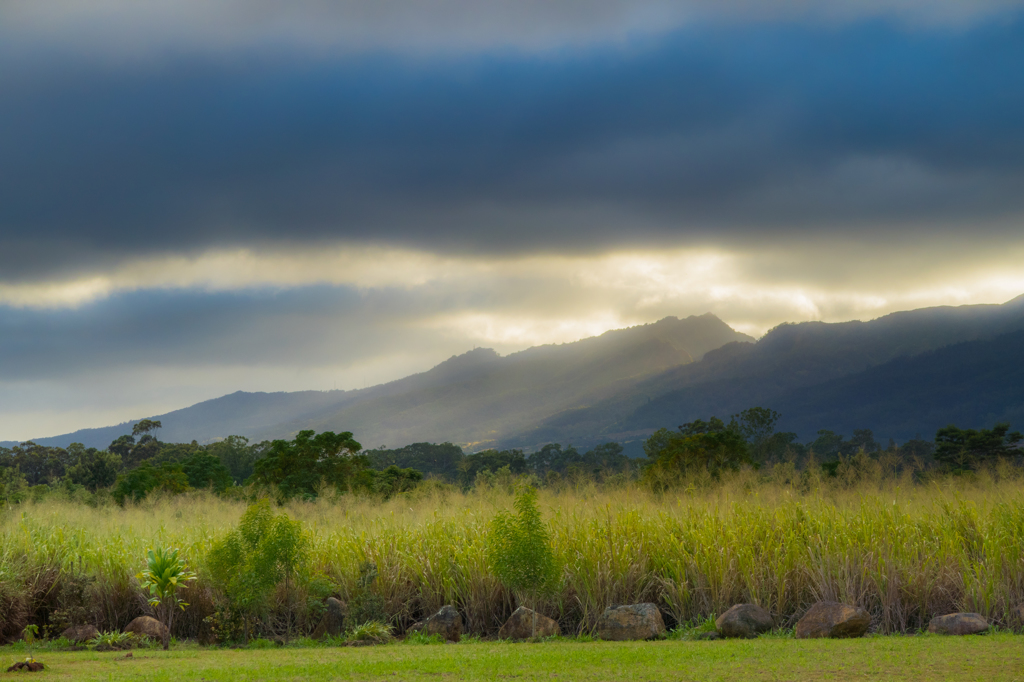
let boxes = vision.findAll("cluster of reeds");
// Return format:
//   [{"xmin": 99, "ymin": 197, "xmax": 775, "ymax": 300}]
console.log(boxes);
[{"xmin": 2, "ymin": 466, "xmax": 1023, "ymax": 641}]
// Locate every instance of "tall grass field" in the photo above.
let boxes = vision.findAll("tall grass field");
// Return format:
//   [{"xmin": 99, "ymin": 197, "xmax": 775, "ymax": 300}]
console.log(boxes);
[{"xmin": 2, "ymin": 468, "xmax": 1024, "ymax": 642}]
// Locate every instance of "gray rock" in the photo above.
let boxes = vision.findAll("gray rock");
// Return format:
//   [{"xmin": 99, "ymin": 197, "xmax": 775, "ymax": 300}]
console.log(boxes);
[
  {"xmin": 715, "ymin": 604, "xmax": 773, "ymax": 639},
  {"xmin": 124, "ymin": 615, "xmax": 168, "ymax": 641},
  {"xmin": 795, "ymin": 602, "xmax": 870, "ymax": 639},
  {"xmin": 694, "ymin": 631, "xmax": 720, "ymax": 641},
  {"xmin": 311, "ymin": 598, "xmax": 347, "ymax": 639},
  {"xmin": 1013, "ymin": 604, "xmax": 1024, "ymax": 627},
  {"xmin": 60, "ymin": 624, "xmax": 99, "ymax": 643},
  {"xmin": 596, "ymin": 603, "xmax": 665, "ymax": 641},
  {"xmin": 927, "ymin": 613, "xmax": 989, "ymax": 636},
  {"xmin": 498, "ymin": 606, "xmax": 560, "ymax": 640},
  {"xmin": 420, "ymin": 605, "xmax": 462, "ymax": 642}
]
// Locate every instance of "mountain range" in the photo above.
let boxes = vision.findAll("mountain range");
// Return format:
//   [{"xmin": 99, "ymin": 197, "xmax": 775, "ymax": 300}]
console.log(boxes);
[{"xmin": 7, "ymin": 295, "xmax": 1024, "ymax": 452}]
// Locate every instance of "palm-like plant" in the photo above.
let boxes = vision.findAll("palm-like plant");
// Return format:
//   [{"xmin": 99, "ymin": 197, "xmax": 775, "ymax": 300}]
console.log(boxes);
[{"xmin": 137, "ymin": 547, "xmax": 197, "ymax": 650}]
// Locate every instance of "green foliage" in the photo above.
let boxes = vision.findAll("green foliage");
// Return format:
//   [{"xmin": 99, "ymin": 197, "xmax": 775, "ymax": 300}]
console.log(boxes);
[
  {"xmin": 935, "ymin": 422, "xmax": 1023, "ymax": 472},
  {"xmin": 458, "ymin": 449, "xmax": 528, "ymax": 488},
  {"xmin": 181, "ymin": 452, "xmax": 233, "ymax": 493},
  {"xmin": 88, "ymin": 630, "xmax": 135, "ymax": 650},
  {"xmin": 65, "ymin": 444, "xmax": 121, "ymax": 492},
  {"xmin": 137, "ymin": 546, "xmax": 198, "ymax": 649},
  {"xmin": 486, "ymin": 486, "xmax": 559, "ymax": 608},
  {"xmin": 643, "ymin": 426, "xmax": 750, "ymax": 488},
  {"xmin": 206, "ymin": 436, "xmax": 264, "ymax": 485},
  {"xmin": 112, "ymin": 462, "xmax": 190, "ymax": 505},
  {"xmin": 249, "ymin": 430, "xmax": 364, "ymax": 500},
  {"xmin": 206, "ymin": 500, "xmax": 311, "ymax": 641},
  {"xmin": 362, "ymin": 465, "xmax": 423, "ymax": 499},
  {"xmin": 132, "ymin": 419, "xmax": 163, "ymax": 437},
  {"xmin": 365, "ymin": 442, "xmax": 465, "ymax": 483},
  {"xmin": 348, "ymin": 621, "xmax": 393, "ymax": 643}
]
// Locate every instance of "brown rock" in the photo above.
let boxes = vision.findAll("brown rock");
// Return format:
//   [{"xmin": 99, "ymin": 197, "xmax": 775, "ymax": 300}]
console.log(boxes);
[
  {"xmin": 1013, "ymin": 604, "xmax": 1024, "ymax": 627},
  {"xmin": 715, "ymin": 604, "xmax": 773, "ymax": 639},
  {"xmin": 498, "ymin": 606, "xmax": 561, "ymax": 640},
  {"xmin": 927, "ymin": 613, "xmax": 989, "ymax": 636},
  {"xmin": 123, "ymin": 615, "xmax": 168, "ymax": 641},
  {"xmin": 420, "ymin": 605, "xmax": 462, "ymax": 641},
  {"xmin": 795, "ymin": 602, "xmax": 870, "ymax": 639},
  {"xmin": 311, "ymin": 598, "xmax": 347, "ymax": 639},
  {"xmin": 60, "ymin": 624, "xmax": 99, "ymax": 644},
  {"xmin": 596, "ymin": 603, "xmax": 665, "ymax": 641}
]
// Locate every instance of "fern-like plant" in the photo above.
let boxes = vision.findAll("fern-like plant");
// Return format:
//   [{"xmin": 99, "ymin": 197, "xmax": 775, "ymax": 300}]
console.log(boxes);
[
  {"xmin": 485, "ymin": 485, "xmax": 559, "ymax": 638},
  {"xmin": 137, "ymin": 547, "xmax": 197, "ymax": 650}
]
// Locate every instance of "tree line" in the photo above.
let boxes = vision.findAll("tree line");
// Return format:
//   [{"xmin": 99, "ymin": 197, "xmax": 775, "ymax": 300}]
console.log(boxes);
[{"xmin": 1, "ymin": 411, "xmax": 1020, "ymax": 504}]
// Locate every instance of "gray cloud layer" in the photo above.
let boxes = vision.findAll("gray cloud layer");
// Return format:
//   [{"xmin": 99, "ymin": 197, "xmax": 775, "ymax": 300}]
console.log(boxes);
[{"xmin": 2, "ymin": 10, "xmax": 1024, "ymax": 282}]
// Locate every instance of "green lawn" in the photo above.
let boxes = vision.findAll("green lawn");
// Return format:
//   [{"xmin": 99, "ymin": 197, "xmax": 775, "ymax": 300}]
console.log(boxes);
[{"xmin": 4, "ymin": 635, "xmax": 1023, "ymax": 682}]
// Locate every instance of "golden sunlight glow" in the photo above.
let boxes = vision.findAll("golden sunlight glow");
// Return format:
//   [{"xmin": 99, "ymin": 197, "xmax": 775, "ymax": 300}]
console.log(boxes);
[{"xmin": 3, "ymin": 243, "xmax": 1024, "ymax": 344}]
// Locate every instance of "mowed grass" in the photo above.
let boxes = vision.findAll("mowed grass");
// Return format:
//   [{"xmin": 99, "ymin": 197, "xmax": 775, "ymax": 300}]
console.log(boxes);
[{"xmin": 4, "ymin": 635, "xmax": 1023, "ymax": 682}]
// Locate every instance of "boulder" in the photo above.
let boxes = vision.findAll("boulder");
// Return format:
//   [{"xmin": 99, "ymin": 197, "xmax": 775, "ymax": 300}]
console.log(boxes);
[
  {"xmin": 596, "ymin": 603, "xmax": 665, "ymax": 641},
  {"xmin": 124, "ymin": 616, "xmax": 168, "ymax": 641},
  {"xmin": 715, "ymin": 604, "xmax": 773, "ymax": 639},
  {"xmin": 498, "ymin": 606, "xmax": 561, "ymax": 640},
  {"xmin": 795, "ymin": 602, "xmax": 870, "ymax": 639},
  {"xmin": 60, "ymin": 624, "xmax": 99, "ymax": 643},
  {"xmin": 419, "ymin": 605, "xmax": 462, "ymax": 641},
  {"xmin": 311, "ymin": 598, "xmax": 347, "ymax": 639},
  {"xmin": 1013, "ymin": 604, "xmax": 1024, "ymax": 627},
  {"xmin": 927, "ymin": 613, "xmax": 989, "ymax": 636}
]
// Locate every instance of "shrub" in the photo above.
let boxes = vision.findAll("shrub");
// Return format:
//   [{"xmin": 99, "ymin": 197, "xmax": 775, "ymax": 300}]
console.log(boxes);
[
  {"xmin": 137, "ymin": 547, "xmax": 197, "ymax": 650},
  {"xmin": 486, "ymin": 485, "xmax": 559, "ymax": 637},
  {"xmin": 206, "ymin": 500, "xmax": 311, "ymax": 642}
]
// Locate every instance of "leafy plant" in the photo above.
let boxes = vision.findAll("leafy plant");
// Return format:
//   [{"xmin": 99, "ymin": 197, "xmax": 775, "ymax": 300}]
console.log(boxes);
[
  {"xmin": 88, "ymin": 630, "xmax": 134, "ymax": 650},
  {"xmin": 22, "ymin": 624, "xmax": 38, "ymax": 661},
  {"xmin": 348, "ymin": 621, "xmax": 393, "ymax": 643},
  {"xmin": 137, "ymin": 546, "xmax": 197, "ymax": 650},
  {"xmin": 486, "ymin": 485, "xmax": 559, "ymax": 638},
  {"xmin": 206, "ymin": 500, "xmax": 310, "ymax": 642}
]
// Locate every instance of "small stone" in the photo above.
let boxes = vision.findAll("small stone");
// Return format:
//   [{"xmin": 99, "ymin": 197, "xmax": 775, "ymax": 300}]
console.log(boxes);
[
  {"xmin": 715, "ymin": 604, "xmax": 773, "ymax": 639},
  {"xmin": 123, "ymin": 615, "xmax": 168, "ymax": 641},
  {"xmin": 596, "ymin": 604, "xmax": 665, "ymax": 641},
  {"xmin": 498, "ymin": 606, "xmax": 560, "ymax": 640},
  {"xmin": 311, "ymin": 598, "xmax": 347, "ymax": 639},
  {"xmin": 60, "ymin": 624, "xmax": 99, "ymax": 644},
  {"xmin": 927, "ymin": 613, "xmax": 989, "ymax": 636},
  {"xmin": 795, "ymin": 602, "xmax": 870, "ymax": 639},
  {"xmin": 421, "ymin": 605, "xmax": 462, "ymax": 642},
  {"xmin": 694, "ymin": 631, "xmax": 720, "ymax": 641}
]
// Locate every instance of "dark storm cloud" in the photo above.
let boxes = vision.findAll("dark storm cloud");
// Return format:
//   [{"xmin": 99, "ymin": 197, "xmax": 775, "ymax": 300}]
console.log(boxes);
[{"xmin": 2, "ymin": 13, "xmax": 1024, "ymax": 280}]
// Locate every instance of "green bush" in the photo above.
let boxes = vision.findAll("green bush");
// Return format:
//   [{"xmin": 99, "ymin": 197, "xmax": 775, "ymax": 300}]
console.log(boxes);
[{"xmin": 206, "ymin": 500, "xmax": 313, "ymax": 642}]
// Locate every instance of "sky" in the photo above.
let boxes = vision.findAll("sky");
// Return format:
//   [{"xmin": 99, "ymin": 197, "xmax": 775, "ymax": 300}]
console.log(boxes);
[{"xmin": 2, "ymin": 0, "xmax": 1024, "ymax": 440}]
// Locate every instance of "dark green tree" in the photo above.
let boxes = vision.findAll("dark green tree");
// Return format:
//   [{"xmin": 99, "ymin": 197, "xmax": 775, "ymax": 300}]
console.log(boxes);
[
  {"xmin": 112, "ymin": 462, "xmax": 190, "ymax": 505},
  {"xmin": 934, "ymin": 423, "xmax": 1022, "ymax": 472},
  {"xmin": 182, "ymin": 452, "xmax": 233, "ymax": 493},
  {"xmin": 66, "ymin": 444, "xmax": 122, "ymax": 491},
  {"xmin": 206, "ymin": 436, "xmax": 263, "ymax": 485},
  {"xmin": 249, "ymin": 430, "xmax": 365, "ymax": 500},
  {"xmin": 457, "ymin": 449, "xmax": 528, "ymax": 488},
  {"xmin": 643, "ymin": 423, "xmax": 750, "ymax": 488},
  {"xmin": 364, "ymin": 442, "xmax": 464, "ymax": 482}
]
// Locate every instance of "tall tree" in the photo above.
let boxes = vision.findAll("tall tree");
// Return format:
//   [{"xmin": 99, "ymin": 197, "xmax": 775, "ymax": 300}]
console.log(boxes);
[{"xmin": 249, "ymin": 430, "xmax": 364, "ymax": 500}]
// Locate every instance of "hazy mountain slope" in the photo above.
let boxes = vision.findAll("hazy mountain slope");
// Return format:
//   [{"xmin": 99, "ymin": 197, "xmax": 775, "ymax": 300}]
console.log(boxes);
[
  {"xmin": 773, "ymin": 329, "xmax": 1024, "ymax": 440},
  {"xmin": 515, "ymin": 296, "xmax": 1024, "ymax": 446},
  {"xmin": 281, "ymin": 314, "xmax": 752, "ymax": 448},
  {"xmin": 8, "ymin": 313, "xmax": 750, "ymax": 449}
]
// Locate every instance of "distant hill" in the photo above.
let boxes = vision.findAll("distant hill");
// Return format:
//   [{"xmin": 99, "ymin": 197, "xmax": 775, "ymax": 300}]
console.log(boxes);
[
  {"xmin": 8, "ymin": 313, "xmax": 751, "ymax": 450},
  {"xmin": 515, "ymin": 295, "xmax": 1024, "ymax": 446}
]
